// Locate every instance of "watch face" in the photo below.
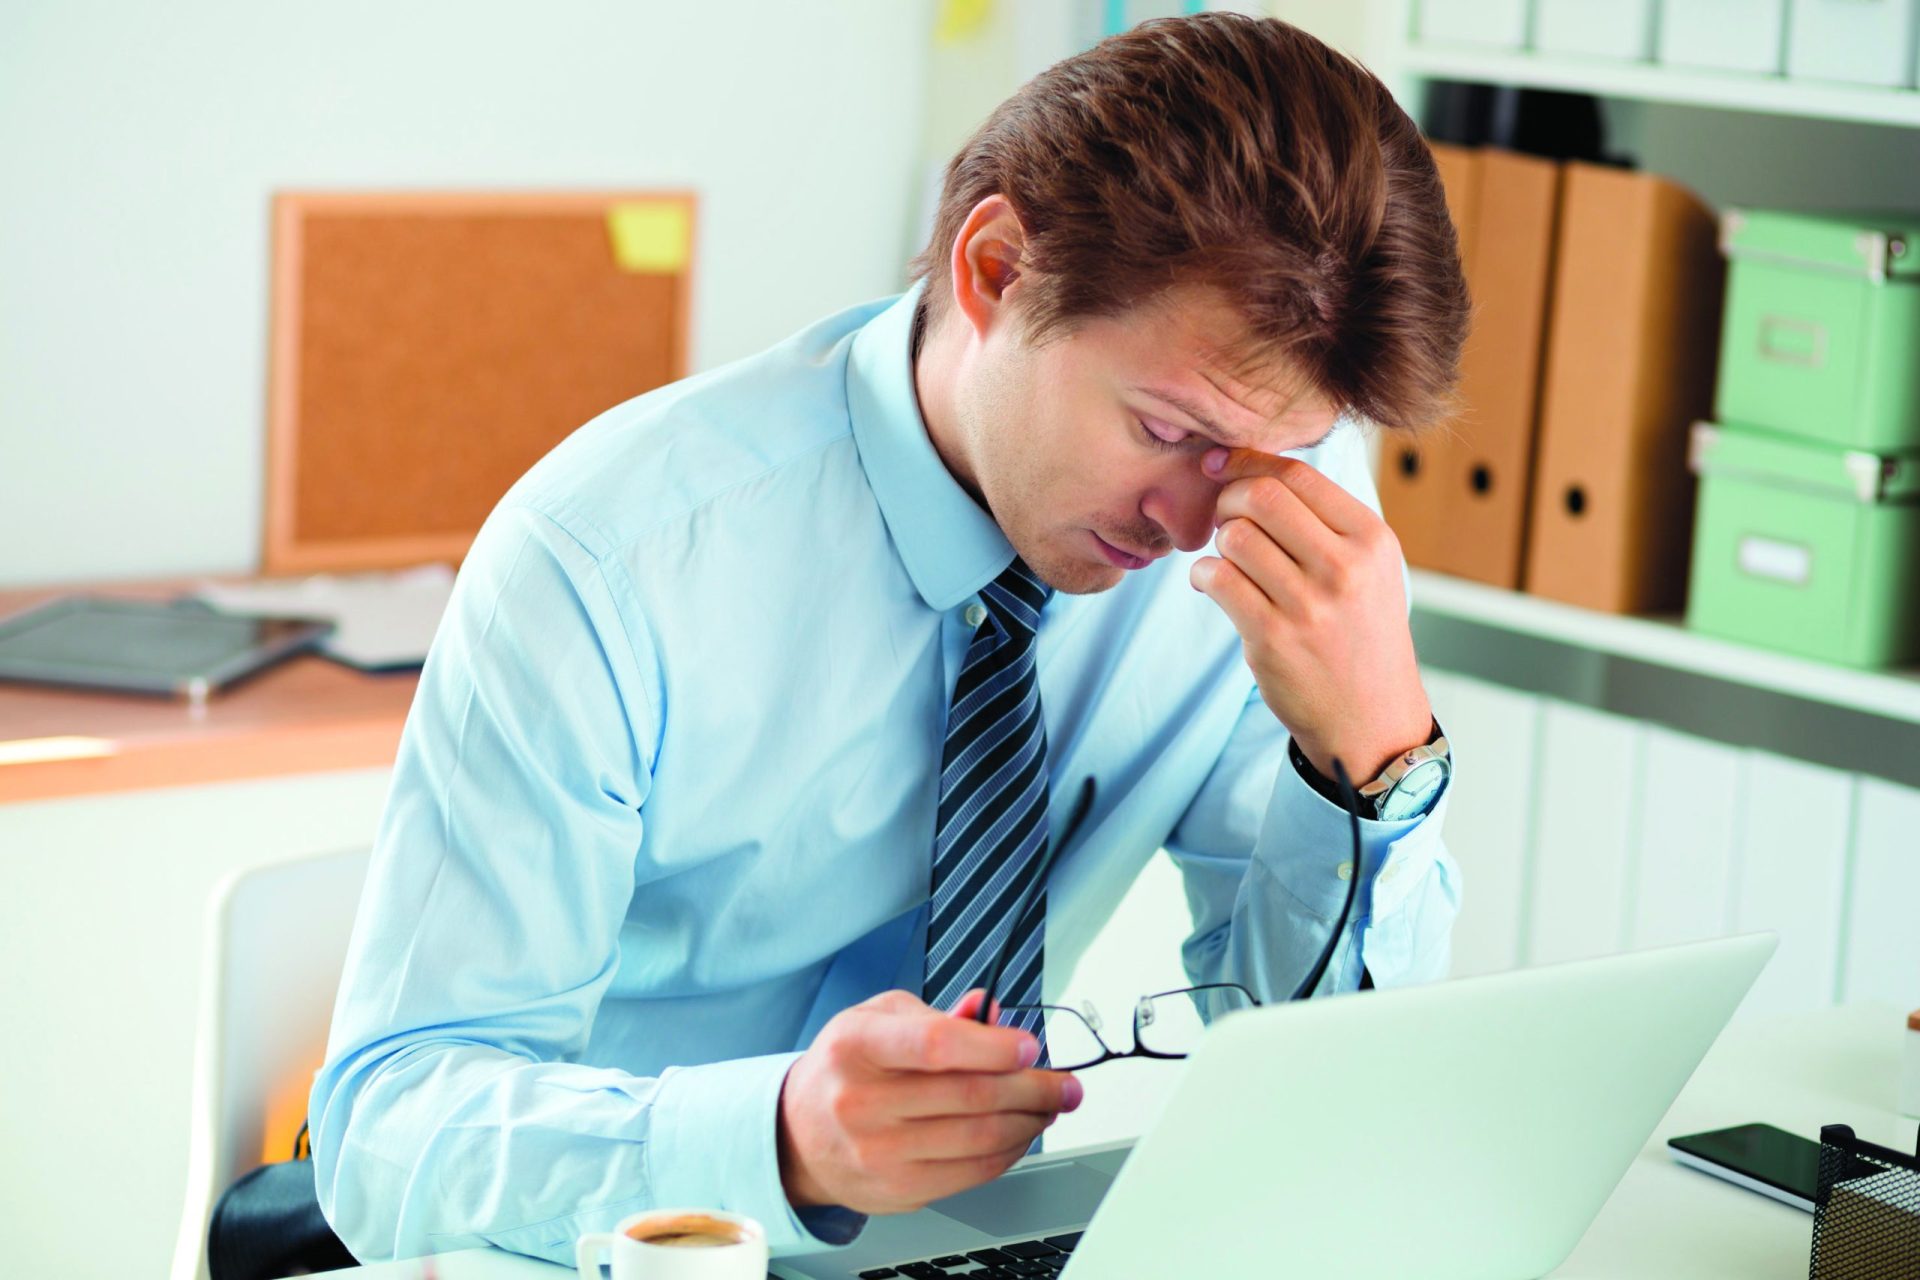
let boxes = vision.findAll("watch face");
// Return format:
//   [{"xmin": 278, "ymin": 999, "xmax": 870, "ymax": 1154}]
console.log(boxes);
[{"xmin": 1378, "ymin": 759, "xmax": 1446, "ymax": 822}]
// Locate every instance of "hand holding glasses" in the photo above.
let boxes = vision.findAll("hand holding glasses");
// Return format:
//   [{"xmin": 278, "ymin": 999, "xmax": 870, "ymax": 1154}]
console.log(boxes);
[{"xmin": 973, "ymin": 756, "xmax": 1367, "ymax": 1071}]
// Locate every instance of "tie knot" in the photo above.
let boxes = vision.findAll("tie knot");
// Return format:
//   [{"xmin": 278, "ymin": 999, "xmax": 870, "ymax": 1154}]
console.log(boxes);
[{"xmin": 979, "ymin": 557, "xmax": 1051, "ymax": 639}]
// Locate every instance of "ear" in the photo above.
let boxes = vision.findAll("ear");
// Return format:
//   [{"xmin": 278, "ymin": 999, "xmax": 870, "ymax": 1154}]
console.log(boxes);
[{"xmin": 947, "ymin": 194, "xmax": 1027, "ymax": 341}]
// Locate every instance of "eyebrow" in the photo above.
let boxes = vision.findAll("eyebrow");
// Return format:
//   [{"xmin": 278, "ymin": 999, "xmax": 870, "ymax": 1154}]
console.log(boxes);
[{"xmin": 1136, "ymin": 385, "xmax": 1338, "ymax": 453}]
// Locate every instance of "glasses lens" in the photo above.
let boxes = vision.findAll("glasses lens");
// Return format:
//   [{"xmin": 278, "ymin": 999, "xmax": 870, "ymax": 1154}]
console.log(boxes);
[
  {"xmin": 1002, "ymin": 1004, "xmax": 1107, "ymax": 1070},
  {"xmin": 1134, "ymin": 985, "xmax": 1255, "ymax": 1057}
]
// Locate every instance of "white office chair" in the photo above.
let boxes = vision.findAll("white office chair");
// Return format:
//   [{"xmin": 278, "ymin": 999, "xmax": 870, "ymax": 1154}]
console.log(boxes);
[{"xmin": 170, "ymin": 846, "xmax": 371, "ymax": 1280}]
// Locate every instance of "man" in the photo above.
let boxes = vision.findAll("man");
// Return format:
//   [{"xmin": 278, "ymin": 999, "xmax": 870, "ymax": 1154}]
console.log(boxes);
[{"xmin": 310, "ymin": 12, "xmax": 1469, "ymax": 1266}]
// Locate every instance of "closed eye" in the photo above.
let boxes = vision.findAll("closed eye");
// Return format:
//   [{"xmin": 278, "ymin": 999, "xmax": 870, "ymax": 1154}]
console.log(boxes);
[{"xmin": 1137, "ymin": 416, "xmax": 1207, "ymax": 453}]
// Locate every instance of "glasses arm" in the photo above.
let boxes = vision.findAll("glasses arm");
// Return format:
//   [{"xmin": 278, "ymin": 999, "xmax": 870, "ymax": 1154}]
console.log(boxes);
[
  {"xmin": 1288, "ymin": 755, "xmax": 1362, "ymax": 1002},
  {"xmin": 974, "ymin": 752, "xmax": 1358, "ymax": 1028},
  {"xmin": 976, "ymin": 776, "xmax": 1097, "ymax": 1024}
]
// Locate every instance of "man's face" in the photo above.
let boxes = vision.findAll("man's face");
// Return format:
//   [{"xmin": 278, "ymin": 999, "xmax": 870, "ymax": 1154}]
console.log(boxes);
[{"xmin": 946, "ymin": 289, "xmax": 1345, "ymax": 595}]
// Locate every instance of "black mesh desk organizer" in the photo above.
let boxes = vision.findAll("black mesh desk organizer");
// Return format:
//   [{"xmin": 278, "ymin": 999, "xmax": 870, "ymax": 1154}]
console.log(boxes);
[{"xmin": 1809, "ymin": 1124, "xmax": 1920, "ymax": 1279}]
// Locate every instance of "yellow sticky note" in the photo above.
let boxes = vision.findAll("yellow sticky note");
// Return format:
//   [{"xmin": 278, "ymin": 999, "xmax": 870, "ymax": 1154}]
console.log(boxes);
[
  {"xmin": 936, "ymin": 0, "xmax": 992, "ymax": 44},
  {"xmin": 606, "ymin": 201, "xmax": 691, "ymax": 274}
]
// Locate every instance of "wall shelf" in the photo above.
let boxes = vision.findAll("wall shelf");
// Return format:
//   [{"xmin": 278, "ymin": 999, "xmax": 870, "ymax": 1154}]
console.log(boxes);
[
  {"xmin": 1382, "ymin": 10, "xmax": 1920, "ymax": 775},
  {"xmin": 1394, "ymin": 45, "xmax": 1920, "ymax": 130},
  {"xmin": 1411, "ymin": 570, "xmax": 1920, "ymax": 729},
  {"xmin": 1376, "ymin": 5, "xmax": 1918, "ymax": 1022}
]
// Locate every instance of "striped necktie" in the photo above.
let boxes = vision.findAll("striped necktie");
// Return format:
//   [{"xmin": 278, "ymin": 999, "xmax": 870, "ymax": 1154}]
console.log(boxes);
[{"xmin": 925, "ymin": 557, "xmax": 1054, "ymax": 1058}]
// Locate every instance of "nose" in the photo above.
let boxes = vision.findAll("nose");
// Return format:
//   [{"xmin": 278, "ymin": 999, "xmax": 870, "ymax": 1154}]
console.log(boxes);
[{"xmin": 1141, "ymin": 471, "xmax": 1221, "ymax": 554}]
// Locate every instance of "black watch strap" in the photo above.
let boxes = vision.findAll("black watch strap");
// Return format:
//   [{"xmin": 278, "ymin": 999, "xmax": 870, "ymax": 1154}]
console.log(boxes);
[{"xmin": 1288, "ymin": 717, "xmax": 1443, "ymax": 813}]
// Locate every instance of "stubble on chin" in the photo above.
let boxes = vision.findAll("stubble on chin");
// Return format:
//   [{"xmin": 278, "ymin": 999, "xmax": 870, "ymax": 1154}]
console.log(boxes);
[{"xmin": 1021, "ymin": 536, "xmax": 1124, "ymax": 597}]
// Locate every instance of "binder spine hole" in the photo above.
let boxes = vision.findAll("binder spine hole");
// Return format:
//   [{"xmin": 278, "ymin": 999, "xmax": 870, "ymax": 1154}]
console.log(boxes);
[
  {"xmin": 1398, "ymin": 448, "xmax": 1420, "ymax": 479},
  {"xmin": 1565, "ymin": 486, "xmax": 1588, "ymax": 517},
  {"xmin": 1470, "ymin": 464, "xmax": 1493, "ymax": 495}
]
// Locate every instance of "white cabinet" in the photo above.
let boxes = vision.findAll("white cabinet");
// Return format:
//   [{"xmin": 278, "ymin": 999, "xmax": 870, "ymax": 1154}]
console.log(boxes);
[
  {"xmin": 1425, "ymin": 670, "xmax": 1542, "ymax": 977},
  {"xmin": 1733, "ymin": 754, "xmax": 1853, "ymax": 1017},
  {"xmin": 1627, "ymin": 727, "xmax": 1741, "ymax": 952},
  {"xmin": 1659, "ymin": 0, "xmax": 1788, "ymax": 74},
  {"xmin": 0, "ymin": 768, "xmax": 393, "ymax": 1280},
  {"xmin": 1788, "ymin": 0, "xmax": 1920, "ymax": 87},
  {"xmin": 1843, "ymin": 779, "xmax": 1920, "ymax": 1007},
  {"xmin": 1414, "ymin": 0, "xmax": 1531, "ymax": 49},
  {"xmin": 1526, "ymin": 704, "xmax": 1642, "ymax": 965},
  {"xmin": 1534, "ymin": 0, "xmax": 1659, "ymax": 61}
]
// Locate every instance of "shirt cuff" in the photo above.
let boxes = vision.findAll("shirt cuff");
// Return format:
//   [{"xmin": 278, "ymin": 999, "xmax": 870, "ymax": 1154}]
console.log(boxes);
[
  {"xmin": 648, "ymin": 1051, "xmax": 868, "ymax": 1255},
  {"xmin": 1260, "ymin": 747, "xmax": 1450, "ymax": 923}
]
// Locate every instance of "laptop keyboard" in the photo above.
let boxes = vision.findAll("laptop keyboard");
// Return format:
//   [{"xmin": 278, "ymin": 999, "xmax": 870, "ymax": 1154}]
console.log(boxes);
[{"xmin": 857, "ymin": 1231, "xmax": 1082, "ymax": 1279}]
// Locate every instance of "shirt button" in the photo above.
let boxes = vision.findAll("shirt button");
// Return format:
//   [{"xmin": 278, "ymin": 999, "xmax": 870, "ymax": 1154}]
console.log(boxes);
[
  {"xmin": 1336, "ymin": 861, "xmax": 1354, "ymax": 881},
  {"xmin": 964, "ymin": 603, "xmax": 987, "ymax": 628}
]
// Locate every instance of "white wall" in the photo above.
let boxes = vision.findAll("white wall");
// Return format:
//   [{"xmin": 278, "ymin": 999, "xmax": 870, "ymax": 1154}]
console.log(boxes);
[{"xmin": 0, "ymin": 0, "xmax": 932, "ymax": 588}]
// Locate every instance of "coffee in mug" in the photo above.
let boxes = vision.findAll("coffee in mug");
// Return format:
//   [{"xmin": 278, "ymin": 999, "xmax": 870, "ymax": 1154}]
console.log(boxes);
[
  {"xmin": 625, "ymin": 1212, "xmax": 749, "ymax": 1248},
  {"xmin": 577, "ymin": 1207, "xmax": 767, "ymax": 1279}
]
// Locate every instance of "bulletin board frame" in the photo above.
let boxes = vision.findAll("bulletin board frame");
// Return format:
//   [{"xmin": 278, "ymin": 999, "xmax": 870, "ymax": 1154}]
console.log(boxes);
[{"xmin": 263, "ymin": 190, "xmax": 696, "ymax": 576}]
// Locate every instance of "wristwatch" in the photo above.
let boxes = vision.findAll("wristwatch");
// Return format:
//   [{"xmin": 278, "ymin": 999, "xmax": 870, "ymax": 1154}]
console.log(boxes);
[{"xmin": 1288, "ymin": 718, "xmax": 1451, "ymax": 823}]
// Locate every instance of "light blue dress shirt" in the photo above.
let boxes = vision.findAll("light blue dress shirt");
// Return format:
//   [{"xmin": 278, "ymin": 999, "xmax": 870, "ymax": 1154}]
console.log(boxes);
[{"xmin": 309, "ymin": 287, "xmax": 1461, "ymax": 1267}]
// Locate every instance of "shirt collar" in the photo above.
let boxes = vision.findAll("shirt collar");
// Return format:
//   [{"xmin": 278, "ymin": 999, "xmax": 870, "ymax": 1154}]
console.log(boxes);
[{"xmin": 847, "ymin": 284, "xmax": 1013, "ymax": 612}]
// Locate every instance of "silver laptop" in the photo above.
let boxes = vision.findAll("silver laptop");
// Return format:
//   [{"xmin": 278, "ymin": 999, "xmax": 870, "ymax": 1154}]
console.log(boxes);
[{"xmin": 772, "ymin": 932, "xmax": 1776, "ymax": 1280}]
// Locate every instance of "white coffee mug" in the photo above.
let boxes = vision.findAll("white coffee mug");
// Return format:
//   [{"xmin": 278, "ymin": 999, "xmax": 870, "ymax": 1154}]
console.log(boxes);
[{"xmin": 575, "ymin": 1208, "xmax": 768, "ymax": 1280}]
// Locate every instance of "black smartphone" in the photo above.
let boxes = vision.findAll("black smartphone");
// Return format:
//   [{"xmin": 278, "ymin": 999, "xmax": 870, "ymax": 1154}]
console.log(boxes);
[{"xmin": 1667, "ymin": 1123, "xmax": 1821, "ymax": 1211}]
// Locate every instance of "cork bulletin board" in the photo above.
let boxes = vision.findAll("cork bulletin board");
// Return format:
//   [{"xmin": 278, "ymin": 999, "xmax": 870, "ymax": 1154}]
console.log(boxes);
[{"xmin": 263, "ymin": 191, "xmax": 695, "ymax": 574}]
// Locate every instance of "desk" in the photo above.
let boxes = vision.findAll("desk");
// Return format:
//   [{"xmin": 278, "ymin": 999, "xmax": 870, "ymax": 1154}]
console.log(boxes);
[
  {"xmin": 310, "ymin": 1003, "xmax": 1919, "ymax": 1279},
  {"xmin": 0, "ymin": 580, "xmax": 412, "ymax": 1278},
  {"xmin": 0, "ymin": 579, "xmax": 417, "ymax": 804}
]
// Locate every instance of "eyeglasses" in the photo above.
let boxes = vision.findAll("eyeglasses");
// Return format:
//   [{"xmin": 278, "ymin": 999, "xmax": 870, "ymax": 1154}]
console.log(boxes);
[
  {"xmin": 998, "ymin": 981, "xmax": 1262, "ymax": 1071},
  {"xmin": 974, "ymin": 754, "xmax": 1366, "ymax": 1069}
]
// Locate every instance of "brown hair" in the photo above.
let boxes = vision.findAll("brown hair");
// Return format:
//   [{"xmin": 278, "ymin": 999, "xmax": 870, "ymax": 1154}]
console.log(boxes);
[{"xmin": 910, "ymin": 13, "xmax": 1467, "ymax": 432}]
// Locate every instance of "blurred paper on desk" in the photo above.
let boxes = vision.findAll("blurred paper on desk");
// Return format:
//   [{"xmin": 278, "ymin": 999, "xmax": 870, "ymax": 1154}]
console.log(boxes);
[{"xmin": 196, "ymin": 564, "xmax": 454, "ymax": 671}]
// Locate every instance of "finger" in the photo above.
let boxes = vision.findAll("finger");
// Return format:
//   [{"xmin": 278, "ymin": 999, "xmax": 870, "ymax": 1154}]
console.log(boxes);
[
  {"xmin": 894, "ymin": 1111, "xmax": 1054, "ymax": 1163},
  {"xmin": 945, "ymin": 988, "xmax": 1003, "ymax": 1024},
  {"xmin": 1192, "ymin": 553, "xmax": 1285, "ymax": 642},
  {"xmin": 1214, "ymin": 477, "xmax": 1341, "ymax": 582},
  {"xmin": 858, "ymin": 989, "xmax": 931, "ymax": 1017},
  {"xmin": 886, "ymin": 1068, "xmax": 1082, "ymax": 1120},
  {"xmin": 1213, "ymin": 515, "xmax": 1313, "ymax": 614},
  {"xmin": 908, "ymin": 1140, "xmax": 1042, "ymax": 1203},
  {"xmin": 1205, "ymin": 447, "xmax": 1374, "ymax": 538},
  {"xmin": 1203, "ymin": 445, "xmax": 1301, "ymax": 484},
  {"xmin": 858, "ymin": 1006, "xmax": 1039, "ymax": 1074}
]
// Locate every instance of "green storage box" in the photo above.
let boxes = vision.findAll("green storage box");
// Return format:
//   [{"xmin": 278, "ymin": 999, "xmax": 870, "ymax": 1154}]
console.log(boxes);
[
  {"xmin": 1687, "ymin": 422, "xmax": 1920, "ymax": 668},
  {"xmin": 1715, "ymin": 209, "xmax": 1920, "ymax": 452}
]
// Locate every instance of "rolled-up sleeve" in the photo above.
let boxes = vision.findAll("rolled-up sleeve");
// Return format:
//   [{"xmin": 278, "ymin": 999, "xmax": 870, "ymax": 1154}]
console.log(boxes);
[{"xmin": 307, "ymin": 504, "xmax": 850, "ymax": 1266}]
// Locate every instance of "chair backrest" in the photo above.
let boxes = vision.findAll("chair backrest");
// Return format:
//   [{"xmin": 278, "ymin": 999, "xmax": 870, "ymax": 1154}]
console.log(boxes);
[{"xmin": 170, "ymin": 847, "xmax": 370, "ymax": 1280}]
